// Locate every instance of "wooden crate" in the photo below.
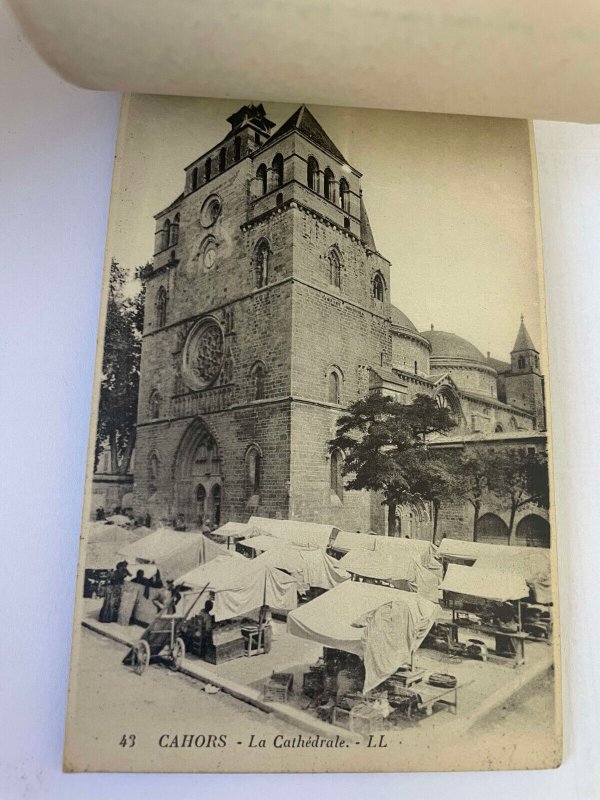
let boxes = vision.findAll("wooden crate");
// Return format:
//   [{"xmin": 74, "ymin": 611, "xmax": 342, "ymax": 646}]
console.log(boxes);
[{"xmin": 264, "ymin": 672, "xmax": 294, "ymax": 702}]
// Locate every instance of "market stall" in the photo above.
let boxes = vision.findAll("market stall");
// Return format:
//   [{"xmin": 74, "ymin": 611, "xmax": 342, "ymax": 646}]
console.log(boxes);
[
  {"xmin": 211, "ymin": 520, "xmax": 253, "ymax": 550},
  {"xmin": 288, "ymin": 581, "xmax": 438, "ymax": 694},
  {"xmin": 247, "ymin": 516, "xmax": 338, "ymax": 549},
  {"xmin": 83, "ymin": 521, "xmax": 147, "ymax": 598},
  {"xmin": 255, "ymin": 544, "xmax": 349, "ymax": 593},
  {"xmin": 340, "ymin": 550, "xmax": 440, "ymax": 603},
  {"xmin": 438, "ymin": 537, "xmax": 552, "ymax": 604},
  {"xmin": 177, "ymin": 555, "xmax": 299, "ymax": 662},
  {"xmin": 115, "ymin": 529, "xmax": 232, "ymax": 625},
  {"xmin": 440, "ymin": 564, "xmax": 531, "ymax": 665}
]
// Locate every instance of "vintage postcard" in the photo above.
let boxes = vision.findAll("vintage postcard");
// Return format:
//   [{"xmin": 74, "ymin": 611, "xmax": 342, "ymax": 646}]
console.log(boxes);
[{"xmin": 63, "ymin": 95, "xmax": 560, "ymax": 773}]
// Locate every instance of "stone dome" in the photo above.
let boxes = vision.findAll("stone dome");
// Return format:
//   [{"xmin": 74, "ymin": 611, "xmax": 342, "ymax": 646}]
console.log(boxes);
[
  {"xmin": 390, "ymin": 305, "xmax": 418, "ymax": 333},
  {"xmin": 420, "ymin": 329, "xmax": 488, "ymax": 365}
]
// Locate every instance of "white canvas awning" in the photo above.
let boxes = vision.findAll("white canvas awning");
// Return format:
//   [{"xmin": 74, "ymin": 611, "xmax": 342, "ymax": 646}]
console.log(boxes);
[
  {"xmin": 178, "ymin": 554, "xmax": 298, "ymax": 621},
  {"xmin": 330, "ymin": 531, "xmax": 377, "ymax": 553},
  {"xmin": 441, "ymin": 564, "xmax": 530, "ymax": 602},
  {"xmin": 247, "ymin": 516, "xmax": 337, "ymax": 549},
  {"xmin": 255, "ymin": 546, "xmax": 349, "ymax": 590},
  {"xmin": 287, "ymin": 581, "xmax": 437, "ymax": 693},
  {"xmin": 213, "ymin": 521, "xmax": 252, "ymax": 540},
  {"xmin": 118, "ymin": 528, "xmax": 230, "ymax": 579}
]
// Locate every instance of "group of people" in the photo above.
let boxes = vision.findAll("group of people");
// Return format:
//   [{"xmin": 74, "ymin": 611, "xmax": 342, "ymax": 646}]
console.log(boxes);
[{"xmin": 98, "ymin": 561, "xmax": 183, "ymax": 622}]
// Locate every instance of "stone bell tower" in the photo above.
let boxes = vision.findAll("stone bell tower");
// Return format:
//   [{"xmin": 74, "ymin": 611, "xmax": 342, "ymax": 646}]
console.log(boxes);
[{"xmin": 503, "ymin": 316, "xmax": 546, "ymax": 430}]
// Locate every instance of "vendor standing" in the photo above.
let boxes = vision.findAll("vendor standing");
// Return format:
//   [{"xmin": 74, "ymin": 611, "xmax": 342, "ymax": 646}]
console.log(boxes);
[
  {"xmin": 494, "ymin": 601, "xmax": 519, "ymax": 657},
  {"xmin": 99, "ymin": 561, "xmax": 131, "ymax": 623},
  {"xmin": 196, "ymin": 600, "xmax": 215, "ymax": 659}
]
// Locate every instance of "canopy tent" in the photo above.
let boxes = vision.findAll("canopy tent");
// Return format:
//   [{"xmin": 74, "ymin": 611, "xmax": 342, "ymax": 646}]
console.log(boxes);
[
  {"xmin": 330, "ymin": 531, "xmax": 377, "ymax": 554},
  {"xmin": 255, "ymin": 545, "xmax": 349, "ymax": 591},
  {"xmin": 118, "ymin": 528, "xmax": 230, "ymax": 580},
  {"xmin": 340, "ymin": 550, "xmax": 440, "ymax": 603},
  {"xmin": 438, "ymin": 537, "xmax": 551, "ymax": 599},
  {"xmin": 213, "ymin": 521, "xmax": 253, "ymax": 540},
  {"xmin": 288, "ymin": 581, "xmax": 437, "ymax": 693},
  {"xmin": 84, "ymin": 522, "xmax": 147, "ymax": 570},
  {"xmin": 178, "ymin": 554, "xmax": 298, "ymax": 622},
  {"xmin": 237, "ymin": 534, "xmax": 311, "ymax": 553},
  {"xmin": 441, "ymin": 564, "xmax": 530, "ymax": 602},
  {"xmin": 247, "ymin": 516, "xmax": 337, "ymax": 549}
]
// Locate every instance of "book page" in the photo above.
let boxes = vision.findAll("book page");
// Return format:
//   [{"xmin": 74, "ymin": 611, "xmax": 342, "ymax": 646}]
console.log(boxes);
[
  {"xmin": 8, "ymin": 0, "xmax": 600, "ymax": 123},
  {"xmin": 63, "ymin": 94, "xmax": 560, "ymax": 773}
]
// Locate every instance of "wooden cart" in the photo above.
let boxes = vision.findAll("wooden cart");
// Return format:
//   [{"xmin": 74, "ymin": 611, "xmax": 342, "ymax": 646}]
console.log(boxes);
[{"xmin": 127, "ymin": 587, "xmax": 207, "ymax": 675}]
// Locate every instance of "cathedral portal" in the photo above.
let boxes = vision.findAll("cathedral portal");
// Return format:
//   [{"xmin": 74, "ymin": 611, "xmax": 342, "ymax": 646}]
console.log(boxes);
[{"xmin": 174, "ymin": 418, "xmax": 222, "ymax": 527}]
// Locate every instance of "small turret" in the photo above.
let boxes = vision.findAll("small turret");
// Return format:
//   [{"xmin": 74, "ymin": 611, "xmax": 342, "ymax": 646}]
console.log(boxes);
[{"xmin": 504, "ymin": 316, "xmax": 545, "ymax": 429}]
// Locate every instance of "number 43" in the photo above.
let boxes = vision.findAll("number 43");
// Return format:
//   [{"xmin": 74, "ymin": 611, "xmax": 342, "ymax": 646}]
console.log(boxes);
[{"xmin": 119, "ymin": 734, "xmax": 136, "ymax": 748}]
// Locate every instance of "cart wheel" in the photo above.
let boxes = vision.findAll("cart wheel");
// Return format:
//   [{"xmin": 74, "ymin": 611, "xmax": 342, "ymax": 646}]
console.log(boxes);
[
  {"xmin": 132, "ymin": 640, "xmax": 150, "ymax": 675},
  {"xmin": 169, "ymin": 637, "xmax": 186, "ymax": 671}
]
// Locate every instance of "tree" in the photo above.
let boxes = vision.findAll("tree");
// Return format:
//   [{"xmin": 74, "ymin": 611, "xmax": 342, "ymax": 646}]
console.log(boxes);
[
  {"xmin": 329, "ymin": 392, "xmax": 456, "ymax": 535},
  {"xmin": 455, "ymin": 447, "xmax": 501, "ymax": 537},
  {"xmin": 487, "ymin": 448, "xmax": 550, "ymax": 544},
  {"xmin": 95, "ymin": 259, "xmax": 147, "ymax": 474}
]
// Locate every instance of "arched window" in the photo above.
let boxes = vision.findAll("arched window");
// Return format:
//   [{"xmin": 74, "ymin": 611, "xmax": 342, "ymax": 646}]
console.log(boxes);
[
  {"xmin": 495, "ymin": 423, "xmax": 504, "ymax": 432},
  {"xmin": 328, "ymin": 370, "xmax": 341, "ymax": 404},
  {"xmin": 324, "ymin": 167, "xmax": 335, "ymax": 202},
  {"xmin": 323, "ymin": 167, "xmax": 335, "ymax": 203},
  {"xmin": 535, "ymin": 355, "xmax": 540, "ymax": 369},
  {"xmin": 211, "ymin": 484, "xmax": 222, "ymax": 526},
  {"xmin": 276, "ymin": 192, "xmax": 284, "ymax": 207},
  {"xmin": 245, "ymin": 446, "xmax": 262, "ymax": 497},
  {"xmin": 163, "ymin": 218, "xmax": 171, "ymax": 250},
  {"xmin": 196, "ymin": 484, "xmax": 207, "ymax": 524},
  {"xmin": 156, "ymin": 286, "xmax": 168, "ymax": 327},
  {"xmin": 254, "ymin": 239, "xmax": 270, "ymax": 288},
  {"xmin": 149, "ymin": 452, "xmax": 160, "ymax": 492},
  {"xmin": 517, "ymin": 356, "xmax": 525, "ymax": 369},
  {"xmin": 251, "ymin": 362, "xmax": 266, "ymax": 400},
  {"xmin": 307, "ymin": 156, "xmax": 320, "ymax": 192},
  {"xmin": 191, "ymin": 167, "xmax": 198, "ymax": 191},
  {"xmin": 328, "ymin": 248, "xmax": 341, "ymax": 288},
  {"xmin": 234, "ymin": 136, "xmax": 241, "ymax": 160},
  {"xmin": 272, "ymin": 153, "xmax": 284, "ymax": 188},
  {"xmin": 256, "ymin": 163, "xmax": 268, "ymax": 195},
  {"xmin": 205, "ymin": 158, "xmax": 212, "ymax": 182},
  {"xmin": 372, "ymin": 272, "xmax": 385, "ymax": 302},
  {"xmin": 219, "ymin": 147, "xmax": 226, "ymax": 172},
  {"xmin": 330, "ymin": 450, "xmax": 344, "ymax": 501},
  {"xmin": 149, "ymin": 390, "xmax": 161, "ymax": 419},
  {"xmin": 170, "ymin": 212, "xmax": 180, "ymax": 246},
  {"xmin": 509, "ymin": 416, "xmax": 518, "ymax": 430},
  {"xmin": 339, "ymin": 178, "xmax": 350, "ymax": 212}
]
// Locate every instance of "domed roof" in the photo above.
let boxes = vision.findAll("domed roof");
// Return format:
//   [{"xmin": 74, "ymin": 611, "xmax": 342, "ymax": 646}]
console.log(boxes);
[
  {"xmin": 390, "ymin": 305, "xmax": 418, "ymax": 333},
  {"xmin": 420, "ymin": 329, "xmax": 487, "ymax": 364}
]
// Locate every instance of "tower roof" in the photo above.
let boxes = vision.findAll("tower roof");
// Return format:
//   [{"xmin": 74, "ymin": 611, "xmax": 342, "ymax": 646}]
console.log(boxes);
[
  {"xmin": 360, "ymin": 195, "xmax": 377, "ymax": 251},
  {"xmin": 512, "ymin": 316, "xmax": 538, "ymax": 352},
  {"xmin": 226, "ymin": 103, "xmax": 275, "ymax": 135},
  {"xmin": 270, "ymin": 105, "xmax": 347, "ymax": 163}
]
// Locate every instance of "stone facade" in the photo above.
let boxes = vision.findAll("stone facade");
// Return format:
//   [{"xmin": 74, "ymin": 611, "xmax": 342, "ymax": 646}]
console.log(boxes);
[{"xmin": 132, "ymin": 103, "xmax": 547, "ymax": 540}]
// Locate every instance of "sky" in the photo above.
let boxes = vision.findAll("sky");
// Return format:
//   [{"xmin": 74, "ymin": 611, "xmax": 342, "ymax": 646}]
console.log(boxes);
[{"xmin": 105, "ymin": 95, "xmax": 545, "ymax": 361}]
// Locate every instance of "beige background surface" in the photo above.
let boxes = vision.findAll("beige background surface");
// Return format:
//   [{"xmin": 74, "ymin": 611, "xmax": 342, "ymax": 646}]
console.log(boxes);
[{"xmin": 8, "ymin": 0, "xmax": 600, "ymax": 123}]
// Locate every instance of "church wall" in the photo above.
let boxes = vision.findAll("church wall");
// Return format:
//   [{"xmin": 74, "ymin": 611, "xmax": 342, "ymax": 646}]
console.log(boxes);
[
  {"xmin": 504, "ymin": 372, "xmax": 545, "ymax": 426},
  {"xmin": 430, "ymin": 363, "xmax": 497, "ymax": 397},
  {"xmin": 289, "ymin": 402, "xmax": 373, "ymax": 531},
  {"xmin": 391, "ymin": 331, "xmax": 430, "ymax": 377},
  {"xmin": 133, "ymin": 401, "xmax": 292, "ymax": 527}
]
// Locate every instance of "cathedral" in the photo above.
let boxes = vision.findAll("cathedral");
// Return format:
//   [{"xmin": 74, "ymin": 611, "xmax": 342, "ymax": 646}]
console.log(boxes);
[{"xmin": 132, "ymin": 103, "xmax": 547, "ymax": 540}]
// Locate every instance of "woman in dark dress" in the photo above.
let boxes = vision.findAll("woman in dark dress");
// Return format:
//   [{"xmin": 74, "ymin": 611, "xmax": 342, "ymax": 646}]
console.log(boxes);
[{"xmin": 99, "ymin": 561, "xmax": 131, "ymax": 622}]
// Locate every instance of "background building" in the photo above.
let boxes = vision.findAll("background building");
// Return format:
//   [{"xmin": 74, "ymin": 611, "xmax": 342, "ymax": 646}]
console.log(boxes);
[{"xmin": 132, "ymin": 104, "xmax": 547, "ymax": 541}]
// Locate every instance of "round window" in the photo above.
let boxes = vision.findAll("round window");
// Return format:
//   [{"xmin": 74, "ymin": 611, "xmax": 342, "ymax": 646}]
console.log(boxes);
[
  {"xmin": 182, "ymin": 318, "xmax": 225, "ymax": 390},
  {"xmin": 200, "ymin": 194, "xmax": 222, "ymax": 227}
]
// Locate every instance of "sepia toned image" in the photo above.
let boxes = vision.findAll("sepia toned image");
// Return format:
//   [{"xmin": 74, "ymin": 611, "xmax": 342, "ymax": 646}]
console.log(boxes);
[{"xmin": 63, "ymin": 95, "xmax": 560, "ymax": 774}]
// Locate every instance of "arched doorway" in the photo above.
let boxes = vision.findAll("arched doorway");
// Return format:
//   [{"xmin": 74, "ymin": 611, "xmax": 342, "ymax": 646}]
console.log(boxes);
[
  {"xmin": 516, "ymin": 514, "xmax": 550, "ymax": 548},
  {"xmin": 174, "ymin": 418, "xmax": 222, "ymax": 528},
  {"xmin": 476, "ymin": 513, "xmax": 509, "ymax": 545}
]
